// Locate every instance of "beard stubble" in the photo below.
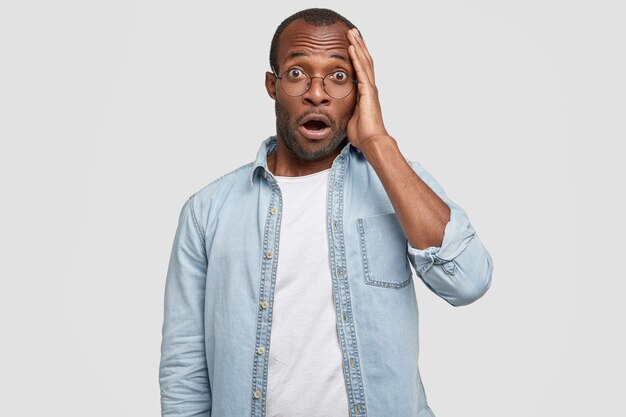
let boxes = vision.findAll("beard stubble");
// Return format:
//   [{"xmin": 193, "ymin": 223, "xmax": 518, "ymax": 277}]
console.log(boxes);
[{"xmin": 275, "ymin": 101, "xmax": 350, "ymax": 162}]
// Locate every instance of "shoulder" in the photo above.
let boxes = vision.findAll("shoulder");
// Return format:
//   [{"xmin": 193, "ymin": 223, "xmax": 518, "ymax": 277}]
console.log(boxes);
[
  {"xmin": 178, "ymin": 162, "xmax": 254, "ymax": 239},
  {"xmin": 189, "ymin": 162, "xmax": 254, "ymax": 209}
]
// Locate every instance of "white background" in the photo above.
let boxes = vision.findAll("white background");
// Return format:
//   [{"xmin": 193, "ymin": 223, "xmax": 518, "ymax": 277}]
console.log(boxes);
[{"xmin": 1, "ymin": 1, "xmax": 624, "ymax": 416}]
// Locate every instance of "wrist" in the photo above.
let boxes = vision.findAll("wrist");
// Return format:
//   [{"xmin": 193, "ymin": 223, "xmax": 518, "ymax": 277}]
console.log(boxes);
[{"xmin": 359, "ymin": 134, "xmax": 397, "ymax": 160}]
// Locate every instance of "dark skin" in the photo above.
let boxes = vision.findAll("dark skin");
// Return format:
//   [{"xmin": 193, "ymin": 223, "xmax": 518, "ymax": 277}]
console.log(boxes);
[
  {"xmin": 264, "ymin": 20, "xmax": 450, "ymax": 250},
  {"xmin": 266, "ymin": 20, "xmax": 357, "ymax": 175}
]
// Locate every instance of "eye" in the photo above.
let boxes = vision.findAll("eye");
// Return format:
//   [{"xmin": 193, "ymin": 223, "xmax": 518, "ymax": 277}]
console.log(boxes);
[
  {"xmin": 329, "ymin": 70, "xmax": 349, "ymax": 83},
  {"xmin": 286, "ymin": 68, "xmax": 307, "ymax": 80}
]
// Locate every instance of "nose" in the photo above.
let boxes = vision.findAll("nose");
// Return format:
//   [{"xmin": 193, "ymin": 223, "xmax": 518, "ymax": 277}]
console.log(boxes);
[{"xmin": 302, "ymin": 76, "xmax": 330, "ymax": 106}]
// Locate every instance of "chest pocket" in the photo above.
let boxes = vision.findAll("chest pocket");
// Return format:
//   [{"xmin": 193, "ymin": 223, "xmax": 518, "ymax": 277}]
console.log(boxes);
[{"xmin": 356, "ymin": 212, "xmax": 412, "ymax": 289}]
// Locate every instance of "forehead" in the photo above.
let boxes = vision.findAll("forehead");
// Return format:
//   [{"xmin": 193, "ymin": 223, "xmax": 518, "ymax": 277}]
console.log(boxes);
[{"xmin": 276, "ymin": 20, "xmax": 351, "ymax": 66}]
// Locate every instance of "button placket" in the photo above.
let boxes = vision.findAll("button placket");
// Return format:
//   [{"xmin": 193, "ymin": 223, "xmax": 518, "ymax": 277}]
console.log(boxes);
[
  {"xmin": 326, "ymin": 156, "xmax": 368, "ymax": 416},
  {"xmin": 251, "ymin": 186, "xmax": 283, "ymax": 416}
]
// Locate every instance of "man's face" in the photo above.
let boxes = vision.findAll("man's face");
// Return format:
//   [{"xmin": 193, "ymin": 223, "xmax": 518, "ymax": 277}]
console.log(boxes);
[{"xmin": 265, "ymin": 20, "xmax": 357, "ymax": 162}]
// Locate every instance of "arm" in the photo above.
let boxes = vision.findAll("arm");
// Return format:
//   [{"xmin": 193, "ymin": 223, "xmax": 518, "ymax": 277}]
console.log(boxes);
[
  {"xmin": 346, "ymin": 28, "xmax": 493, "ymax": 306},
  {"xmin": 360, "ymin": 138, "xmax": 450, "ymax": 250},
  {"xmin": 403, "ymin": 157, "xmax": 493, "ymax": 306},
  {"xmin": 361, "ymin": 139, "xmax": 493, "ymax": 306},
  {"xmin": 159, "ymin": 194, "xmax": 212, "ymax": 416},
  {"xmin": 345, "ymin": 28, "xmax": 450, "ymax": 250}
]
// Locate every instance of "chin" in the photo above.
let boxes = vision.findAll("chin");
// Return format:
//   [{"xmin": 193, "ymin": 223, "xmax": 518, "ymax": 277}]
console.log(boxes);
[{"xmin": 293, "ymin": 132, "xmax": 346, "ymax": 161}]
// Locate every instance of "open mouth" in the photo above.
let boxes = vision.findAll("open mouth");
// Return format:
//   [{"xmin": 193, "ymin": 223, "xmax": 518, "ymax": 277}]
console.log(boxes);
[
  {"xmin": 298, "ymin": 115, "xmax": 332, "ymax": 140},
  {"xmin": 303, "ymin": 120, "xmax": 328, "ymax": 131}
]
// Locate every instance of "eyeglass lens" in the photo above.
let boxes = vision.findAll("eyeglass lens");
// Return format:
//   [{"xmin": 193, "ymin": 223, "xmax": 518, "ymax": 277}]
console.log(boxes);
[{"xmin": 279, "ymin": 68, "xmax": 354, "ymax": 99}]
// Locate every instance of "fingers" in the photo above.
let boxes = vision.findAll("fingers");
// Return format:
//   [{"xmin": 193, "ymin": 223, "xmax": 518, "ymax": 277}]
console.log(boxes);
[
  {"xmin": 351, "ymin": 29, "xmax": 373, "ymax": 64},
  {"xmin": 347, "ymin": 28, "xmax": 375, "ymax": 85},
  {"xmin": 348, "ymin": 44, "xmax": 369, "ymax": 87},
  {"xmin": 348, "ymin": 45, "xmax": 374, "ymax": 87}
]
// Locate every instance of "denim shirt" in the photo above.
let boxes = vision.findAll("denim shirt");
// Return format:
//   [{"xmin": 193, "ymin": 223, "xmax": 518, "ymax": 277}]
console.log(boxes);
[{"xmin": 160, "ymin": 135, "xmax": 494, "ymax": 417}]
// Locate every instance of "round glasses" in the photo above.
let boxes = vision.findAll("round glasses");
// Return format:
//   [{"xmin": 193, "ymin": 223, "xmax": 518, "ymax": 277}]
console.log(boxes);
[{"xmin": 274, "ymin": 67, "xmax": 358, "ymax": 99}]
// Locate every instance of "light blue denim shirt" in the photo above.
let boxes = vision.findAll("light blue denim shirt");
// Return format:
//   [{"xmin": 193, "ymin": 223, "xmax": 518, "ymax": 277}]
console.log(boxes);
[{"xmin": 159, "ymin": 136, "xmax": 493, "ymax": 417}]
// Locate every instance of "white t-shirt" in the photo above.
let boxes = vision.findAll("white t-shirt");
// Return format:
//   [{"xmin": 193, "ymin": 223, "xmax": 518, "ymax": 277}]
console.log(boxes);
[{"xmin": 266, "ymin": 167, "xmax": 349, "ymax": 417}]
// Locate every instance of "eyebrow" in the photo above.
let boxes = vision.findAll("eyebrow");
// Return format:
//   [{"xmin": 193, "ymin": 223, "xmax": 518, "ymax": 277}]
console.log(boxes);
[{"xmin": 283, "ymin": 51, "xmax": 351, "ymax": 65}]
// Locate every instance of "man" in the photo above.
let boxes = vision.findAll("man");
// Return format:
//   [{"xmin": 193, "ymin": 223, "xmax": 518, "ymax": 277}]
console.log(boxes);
[{"xmin": 159, "ymin": 7, "xmax": 493, "ymax": 417}]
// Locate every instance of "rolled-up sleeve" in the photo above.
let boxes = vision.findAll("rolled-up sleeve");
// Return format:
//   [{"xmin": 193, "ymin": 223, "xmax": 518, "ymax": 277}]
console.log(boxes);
[
  {"xmin": 405, "ymin": 159, "xmax": 494, "ymax": 307},
  {"xmin": 159, "ymin": 194, "xmax": 212, "ymax": 416}
]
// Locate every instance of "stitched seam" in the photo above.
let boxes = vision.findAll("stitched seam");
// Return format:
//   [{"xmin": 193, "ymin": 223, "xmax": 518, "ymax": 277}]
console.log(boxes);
[
  {"xmin": 188, "ymin": 194, "xmax": 206, "ymax": 248},
  {"xmin": 356, "ymin": 219, "xmax": 372, "ymax": 285},
  {"xmin": 198, "ymin": 162, "xmax": 254, "ymax": 194},
  {"xmin": 418, "ymin": 262, "xmax": 433, "ymax": 276},
  {"xmin": 336, "ymin": 156, "xmax": 367, "ymax": 415},
  {"xmin": 189, "ymin": 163, "xmax": 255, "ymax": 250},
  {"xmin": 442, "ymin": 260, "xmax": 457, "ymax": 276},
  {"xmin": 262, "ymin": 184, "xmax": 283, "ymax": 416},
  {"xmin": 357, "ymin": 217, "xmax": 412, "ymax": 289}
]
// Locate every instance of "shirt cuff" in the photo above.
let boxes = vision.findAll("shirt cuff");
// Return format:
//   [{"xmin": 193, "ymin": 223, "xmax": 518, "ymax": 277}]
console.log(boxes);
[{"xmin": 407, "ymin": 203, "xmax": 475, "ymax": 277}]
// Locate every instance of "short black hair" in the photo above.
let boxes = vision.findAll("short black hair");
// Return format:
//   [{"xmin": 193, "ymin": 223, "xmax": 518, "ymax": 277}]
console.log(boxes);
[{"xmin": 269, "ymin": 8, "xmax": 358, "ymax": 74}]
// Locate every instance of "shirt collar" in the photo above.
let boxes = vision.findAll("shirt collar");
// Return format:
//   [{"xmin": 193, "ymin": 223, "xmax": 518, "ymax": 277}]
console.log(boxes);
[{"xmin": 248, "ymin": 135, "xmax": 355, "ymax": 186}]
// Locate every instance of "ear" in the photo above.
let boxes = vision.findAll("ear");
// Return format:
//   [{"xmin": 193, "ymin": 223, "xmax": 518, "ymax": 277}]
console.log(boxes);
[{"xmin": 265, "ymin": 71, "xmax": 278, "ymax": 100}]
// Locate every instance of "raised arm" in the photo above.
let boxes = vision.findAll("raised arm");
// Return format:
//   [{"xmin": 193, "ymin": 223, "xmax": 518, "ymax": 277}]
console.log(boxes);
[
  {"xmin": 361, "ymin": 137, "xmax": 493, "ymax": 307},
  {"xmin": 345, "ymin": 27, "xmax": 493, "ymax": 306},
  {"xmin": 402, "ymin": 158, "xmax": 494, "ymax": 306}
]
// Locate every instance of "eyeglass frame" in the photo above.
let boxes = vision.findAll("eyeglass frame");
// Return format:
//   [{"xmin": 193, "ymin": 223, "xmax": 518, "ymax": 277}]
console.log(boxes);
[{"xmin": 271, "ymin": 66, "xmax": 358, "ymax": 99}]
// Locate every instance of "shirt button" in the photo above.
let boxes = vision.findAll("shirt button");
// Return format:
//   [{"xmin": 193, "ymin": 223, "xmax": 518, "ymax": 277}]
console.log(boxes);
[
  {"xmin": 433, "ymin": 258, "xmax": 441, "ymax": 264},
  {"xmin": 263, "ymin": 171, "xmax": 268, "ymax": 179},
  {"xmin": 337, "ymin": 267, "xmax": 343, "ymax": 277},
  {"xmin": 332, "ymin": 220, "xmax": 338, "ymax": 230},
  {"xmin": 254, "ymin": 389, "xmax": 262, "ymax": 399},
  {"xmin": 343, "ymin": 312, "xmax": 348, "ymax": 322},
  {"xmin": 349, "ymin": 357, "xmax": 355, "ymax": 368},
  {"xmin": 266, "ymin": 250, "xmax": 273, "ymax": 258},
  {"xmin": 257, "ymin": 346, "xmax": 266, "ymax": 355},
  {"xmin": 271, "ymin": 207, "xmax": 277, "ymax": 215},
  {"xmin": 260, "ymin": 300, "xmax": 269, "ymax": 309}
]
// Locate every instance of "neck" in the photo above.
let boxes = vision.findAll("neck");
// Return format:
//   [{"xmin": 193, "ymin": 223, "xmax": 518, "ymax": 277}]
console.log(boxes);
[{"xmin": 267, "ymin": 137, "xmax": 345, "ymax": 177}]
